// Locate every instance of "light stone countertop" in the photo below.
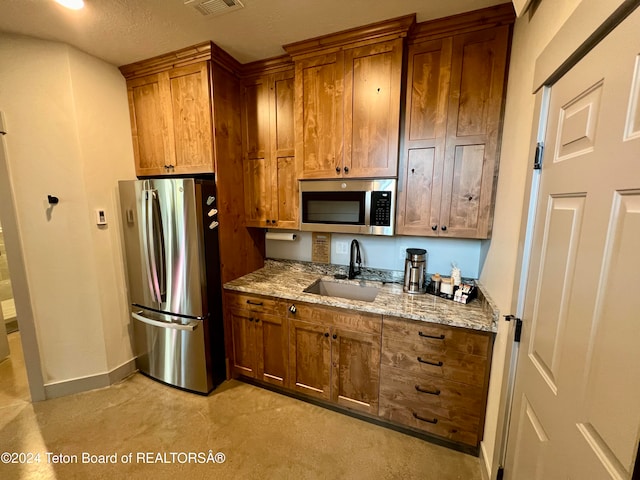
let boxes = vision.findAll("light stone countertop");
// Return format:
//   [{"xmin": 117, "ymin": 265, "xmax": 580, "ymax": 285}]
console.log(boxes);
[{"xmin": 223, "ymin": 259, "xmax": 499, "ymax": 333}]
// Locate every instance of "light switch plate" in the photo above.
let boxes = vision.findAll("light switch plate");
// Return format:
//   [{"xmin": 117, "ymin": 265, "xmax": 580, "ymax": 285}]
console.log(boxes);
[{"xmin": 336, "ymin": 241, "xmax": 348, "ymax": 255}]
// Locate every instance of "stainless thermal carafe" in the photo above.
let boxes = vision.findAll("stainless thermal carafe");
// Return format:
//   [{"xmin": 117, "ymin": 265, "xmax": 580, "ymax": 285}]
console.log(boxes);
[{"xmin": 403, "ymin": 248, "xmax": 427, "ymax": 294}]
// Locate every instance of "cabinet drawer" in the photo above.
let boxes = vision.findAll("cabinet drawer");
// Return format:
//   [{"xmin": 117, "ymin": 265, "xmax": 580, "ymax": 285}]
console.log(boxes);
[
  {"xmin": 381, "ymin": 335, "xmax": 488, "ymax": 387},
  {"xmin": 383, "ymin": 316, "xmax": 491, "ymax": 357},
  {"xmin": 224, "ymin": 292, "xmax": 285, "ymax": 316},
  {"xmin": 379, "ymin": 365, "xmax": 484, "ymax": 418},
  {"xmin": 291, "ymin": 302, "xmax": 382, "ymax": 334},
  {"xmin": 379, "ymin": 395, "xmax": 480, "ymax": 447}
]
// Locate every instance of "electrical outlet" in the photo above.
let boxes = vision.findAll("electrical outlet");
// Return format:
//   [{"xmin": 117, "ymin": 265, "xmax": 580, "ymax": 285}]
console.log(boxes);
[{"xmin": 336, "ymin": 241, "xmax": 348, "ymax": 255}]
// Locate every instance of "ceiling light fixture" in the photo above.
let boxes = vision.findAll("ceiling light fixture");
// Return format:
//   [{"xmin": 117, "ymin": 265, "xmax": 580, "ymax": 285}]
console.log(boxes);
[{"xmin": 54, "ymin": 0, "xmax": 85, "ymax": 10}]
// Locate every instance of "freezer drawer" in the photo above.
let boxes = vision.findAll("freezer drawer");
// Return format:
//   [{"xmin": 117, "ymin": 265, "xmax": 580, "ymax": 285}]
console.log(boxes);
[{"xmin": 132, "ymin": 309, "xmax": 213, "ymax": 394}]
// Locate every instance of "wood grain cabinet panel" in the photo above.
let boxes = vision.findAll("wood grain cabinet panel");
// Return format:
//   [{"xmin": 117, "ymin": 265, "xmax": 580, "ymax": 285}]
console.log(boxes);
[
  {"xmin": 343, "ymin": 39, "xmax": 403, "ymax": 178},
  {"xmin": 397, "ymin": 24, "xmax": 511, "ymax": 239},
  {"xmin": 126, "ymin": 62, "xmax": 213, "ymax": 176},
  {"xmin": 285, "ymin": 16, "xmax": 413, "ymax": 179},
  {"xmin": 380, "ymin": 315, "xmax": 494, "ymax": 448},
  {"xmin": 227, "ymin": 293, "xmax": 288, "ymax": 387},
  {"xmin": 288, "ymin": 302, "xmax": 382, "ymax": 415},
  {"xmin": 294, "ymin": 53, "xmax": 345, "ymax": 179},
  {"xmin": 241, "ymin": 62, "xmax": 298, "ymax": 228},
  {"xmin": 288, "ymin": 318, "xmax": 332, "ymax": 400}
]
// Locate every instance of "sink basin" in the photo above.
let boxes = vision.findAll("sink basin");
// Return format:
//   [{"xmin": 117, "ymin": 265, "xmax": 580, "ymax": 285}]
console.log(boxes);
[{"xmin": 303, "ymin": 279, "xmax": 379, "ymax": 302}]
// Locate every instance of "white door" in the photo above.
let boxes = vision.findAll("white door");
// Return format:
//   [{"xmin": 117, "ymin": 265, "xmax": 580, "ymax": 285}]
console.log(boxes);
[{"xmin": 505, "ymin": 7, "xmax": 640, "ymax": 479}]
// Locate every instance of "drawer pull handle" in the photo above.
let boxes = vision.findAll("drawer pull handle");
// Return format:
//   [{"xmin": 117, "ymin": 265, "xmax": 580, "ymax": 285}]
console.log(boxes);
[
  {"xmin": 417, "ymin": 357, "xmax": 443, "ymax": 367},
  {"xmin": 418, "ymin": 332, "xmax": 445, "ymax": 340},
  {"xmin": 415, "ymin": 385, "xmax": 441, "ymax": 396},
  {"xmin": 413, "ymin": 412, "xmax": 438, "ymax": 424},
  {"xmin": 246, "ymin": 300, "xmax": 264, "ymax": 306}
]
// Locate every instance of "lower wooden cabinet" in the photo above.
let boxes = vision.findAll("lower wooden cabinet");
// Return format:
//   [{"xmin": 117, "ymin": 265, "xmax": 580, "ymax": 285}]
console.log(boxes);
[
  {"xmin": 223, "ymin": 290, "xmax": 493, "ymax": 452},
  {"xmin": 288, "ymin": 303, "xmax": 382, "ymax": 415},
  {"xmin": 378, "ymin": 316, "xmax": 493, "ymax": 448},
  {"xmin": 226, "ymin": 292, "xmax": 288, "ymax": 387}
]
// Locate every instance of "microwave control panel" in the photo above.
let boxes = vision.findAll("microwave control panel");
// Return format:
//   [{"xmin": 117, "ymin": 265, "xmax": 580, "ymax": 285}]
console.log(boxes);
[{"xmin": 371, "ymin": 191, "xmax": 392, "ymax": 226}]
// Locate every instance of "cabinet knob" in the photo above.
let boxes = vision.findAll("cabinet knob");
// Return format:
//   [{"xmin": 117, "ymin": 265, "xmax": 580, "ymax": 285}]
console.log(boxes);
[
  {"xmin": 343, "ymin": 166, "xmax": 349, "ymax": 174},
  {"xmin": 332, "ymin": 334, "xmax": 337, "ymax": 340},
  {"xmin": 324, "ymin": 332, "xmax": 329, "ymax": 338},
  {"xmin": 248, "ymin": 317, "xmax": 254, "ymax": 322},
  {"xmin": 335, "ymin": 166, "xmax": 341, "ymax": 173},
  {"xmin": 431, "ymin": 225, "xmax": 438, "ymax": 231},
  {"xmin": 255, "ymin": 318, "xmax": 260, "ymax": 323},
  {"xmin": 288, "ymin": 304, "xmax": 297, "ymax": 314},
  {"xmin": 271, "ymin": 220, "xmax": 277, "ymax": 225},
  {"xmin": 266, "ymin": 219, "xmax": 271, "ymax": 224},
  {"xmin": 441, "ymin": 226, "xmax": 447, "ymax": 231}
]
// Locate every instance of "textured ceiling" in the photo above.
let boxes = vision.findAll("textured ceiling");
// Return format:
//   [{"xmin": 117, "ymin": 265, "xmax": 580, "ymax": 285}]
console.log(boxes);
[{"xmin": 0, "ymin": 0, "xmax": 509, "ymax": 66}]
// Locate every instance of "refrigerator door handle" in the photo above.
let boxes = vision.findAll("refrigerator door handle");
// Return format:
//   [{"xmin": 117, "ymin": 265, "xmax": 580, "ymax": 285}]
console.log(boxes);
[
  {"xmin": 142, "ymin": 189, "xmax": 166, "ymax": 304},
  {"xmin": 132, "ymin": 311, "xmax": 199, "ymax": 332}
]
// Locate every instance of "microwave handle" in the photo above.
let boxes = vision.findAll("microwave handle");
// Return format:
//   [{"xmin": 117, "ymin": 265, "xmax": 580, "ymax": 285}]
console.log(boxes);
[{"xmin": 364, "ymin": 190, "xmax": 372, "ymax": 227}]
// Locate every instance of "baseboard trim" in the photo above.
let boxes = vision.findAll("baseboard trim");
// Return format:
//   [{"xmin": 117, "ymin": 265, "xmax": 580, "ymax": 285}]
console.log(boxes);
[
  {"xmin": 479, "ymin": 441, "xmax": 492, "ymax": 480},
  {"xmin": 44, "ymin": 358, "xmax": 136, "ymax": 400}
]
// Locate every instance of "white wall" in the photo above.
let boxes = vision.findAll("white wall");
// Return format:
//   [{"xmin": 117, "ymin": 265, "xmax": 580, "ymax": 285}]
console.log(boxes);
[
  {"xmin": 267, "ymin": 231, "xmax": 483, "ymax": 278},
  {"xmin": 0, "ymin": 34, "xmax": 136, "ymax": 388}
]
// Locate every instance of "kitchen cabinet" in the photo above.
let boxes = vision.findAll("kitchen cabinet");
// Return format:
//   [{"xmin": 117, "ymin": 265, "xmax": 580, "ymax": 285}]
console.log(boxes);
[
  {"xmin": 226, "ymin": 292, "xmax": 288, "ymax": 387},
  {"xmin": 285, "ymin": 16, "xmax": 414, "ymax": 179},
  {"xmin": 120, "ymin": 42, "xmax": 266, "ymax": 287},
  {"xmin": 124, "ymin": 61, "xmax": 213, "ymax": 177},
  {"xmin": 378, "ymin": 315, "xmax": 493, "ymax": 449},
  {"xmin": 241, "ymin": 58, "xmax": 298, "ymax": 229},
  {"xmin": 396, "ymin": 10, "xmax": 513, "ymax": 239},
  {"xmin": 287, "ymin": 302, "xmax": 381, "ymax": 415}
]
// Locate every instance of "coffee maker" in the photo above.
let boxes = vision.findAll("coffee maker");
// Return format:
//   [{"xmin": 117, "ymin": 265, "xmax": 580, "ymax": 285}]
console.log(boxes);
[{"xmin": 403, "ymin": 248, "xmax": 427, "ymax": 294}]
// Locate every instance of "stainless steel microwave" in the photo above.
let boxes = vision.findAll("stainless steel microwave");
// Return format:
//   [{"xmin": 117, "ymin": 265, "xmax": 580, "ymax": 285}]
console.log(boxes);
[{"xmin": 299, "ymin": 179, "xmax": 396, "ymax": 236}]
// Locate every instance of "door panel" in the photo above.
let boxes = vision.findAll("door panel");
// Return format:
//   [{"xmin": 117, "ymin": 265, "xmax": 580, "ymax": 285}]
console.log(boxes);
[
  {"xmin": 529, "ymin": 195, "xmax": 584, "ymax": 393},
  {"xmin": 288, "ymin": 319, "xmax": 331, "ymax": 399},
  {"xmin": 256, "ymin": 313, "xmax": 288, "ymax": 387},
  {"xmin": 331, "ymin": 328, "xmax": 380, "ymax": 414},
  {"xmin": 343, "ymin": 39, "xmax": 402, "ymax": 177},
  {"xmin": 506, "ymin": 8, "xmax": 640, "ymax": 478},
  {"xmin": 297, "ymin": 53, "xmax": 344, "ymax": 178}
]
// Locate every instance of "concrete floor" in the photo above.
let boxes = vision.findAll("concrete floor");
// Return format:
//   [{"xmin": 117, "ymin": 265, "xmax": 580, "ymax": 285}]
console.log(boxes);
[{"xmin": 0, "ymin": 333, "xmax": 484, "ymax": 480}]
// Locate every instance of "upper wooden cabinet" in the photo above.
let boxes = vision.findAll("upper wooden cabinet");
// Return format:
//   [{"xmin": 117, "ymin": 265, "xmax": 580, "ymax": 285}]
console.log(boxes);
[
  {"xmin": 121, "ymin": 43, "xmax": 266, "ymax": 285},
  {"xmin": 284, "ymin": 15, "xmax": 414, "ymax": 179},
  {"xmin": 396, "ymin": 5, "xmax": 514, "ymax": 239},
  {"xmin": 121, "ymin": 59, "xmax": 213, "ymax": 177},
  {"xmin": 241, "ymin": 58, "xmax": 298, "ymax": 229}
]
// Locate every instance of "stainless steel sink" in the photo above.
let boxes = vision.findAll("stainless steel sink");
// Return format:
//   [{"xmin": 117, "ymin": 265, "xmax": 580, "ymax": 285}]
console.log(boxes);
[{"xmin": 303, "ymin": 279, "xmax": 379, "ymax": 302}]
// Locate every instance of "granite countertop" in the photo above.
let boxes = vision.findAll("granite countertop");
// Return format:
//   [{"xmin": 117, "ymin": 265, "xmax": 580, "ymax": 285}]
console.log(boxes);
[{"xmin": 223, "ymin": 260, "xmax": 499, "ymax": 333}]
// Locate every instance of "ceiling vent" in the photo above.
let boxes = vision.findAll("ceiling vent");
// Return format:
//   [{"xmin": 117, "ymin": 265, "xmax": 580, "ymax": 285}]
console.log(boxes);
[{"xmin": 185, "ymin": 0, "xmax": 245, "ymax": 17}]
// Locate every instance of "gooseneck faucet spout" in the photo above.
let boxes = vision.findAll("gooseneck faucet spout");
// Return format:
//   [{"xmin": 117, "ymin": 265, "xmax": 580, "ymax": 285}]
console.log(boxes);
[{"xmin": 348, "ymin": 239, "xmax": 362, "ymax": 280}]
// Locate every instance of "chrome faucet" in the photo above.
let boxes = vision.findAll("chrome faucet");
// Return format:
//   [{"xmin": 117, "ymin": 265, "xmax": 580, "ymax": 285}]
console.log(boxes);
[{"xmin": 348, "ymin": 239, "xmax": 362, "ymax": 280}]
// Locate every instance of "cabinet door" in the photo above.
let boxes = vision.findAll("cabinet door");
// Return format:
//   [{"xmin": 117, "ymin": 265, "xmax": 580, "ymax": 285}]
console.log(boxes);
[
  {"xmin": 255, "ymin": 312, "xmax": 288, "ymax": 387},
  {"xmin": 288, "ymin": 319, "xmax": 331, "ymax": 400},
  {"xmin": 167, "ymin": 62, "xmax": 214, "ymax": 174},
  {"xmin": 331, "ymin": 328, "xmax": 381, "ymax": 415},
  {"xmin": 127, "ymin": 74, "xmax": 172, "ymax": 176},
  {"xmin": 126, "ymin": 62, "xmax": 214, "ymax": 177},
  {"xmin": 270, "ymin": 71, "xmax": 298, "ymax": 228},
  {"xmin": 242, "ymin": 75, "xmax": 271, "ymax": 227},
  {"xmin": 295, "ymin": 52, "xmax": 344, "ymax": 179},
  {"xmin": 396, "ymin": 38, "xmax": 453, "ymax": 235},
  {"xmin": 343, "ymin": 39, "xmax": 403, "ymax": 178},
  {"xmin": 438, "ymin": 26, "xmax": 509, "ymax": 238},
  {"xmin": 229, "ymin": 309, "xmax": 257, "ymax": 378}
]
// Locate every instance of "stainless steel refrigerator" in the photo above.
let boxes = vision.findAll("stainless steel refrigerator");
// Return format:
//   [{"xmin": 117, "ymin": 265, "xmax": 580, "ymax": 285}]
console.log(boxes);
[{"xmin": 118, "ymin": 177, "xmax": 225, "ymax": 394}]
